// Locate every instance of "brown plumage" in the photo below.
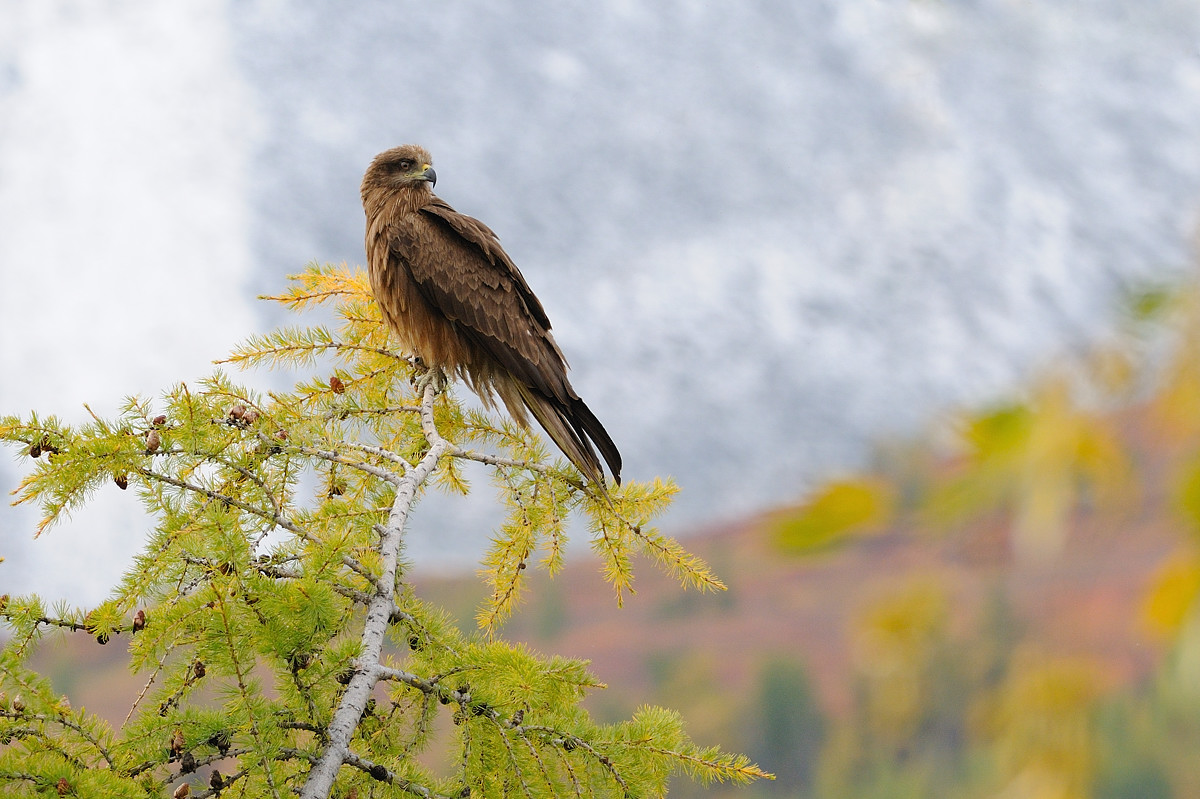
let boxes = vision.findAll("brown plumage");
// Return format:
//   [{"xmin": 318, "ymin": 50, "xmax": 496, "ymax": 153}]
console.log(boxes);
[{"xmin": 361, "ymin": 144, "xmax": 622, "ymax": 486}]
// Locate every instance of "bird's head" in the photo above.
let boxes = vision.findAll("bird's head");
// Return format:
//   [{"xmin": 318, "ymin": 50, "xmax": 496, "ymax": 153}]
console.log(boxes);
[{"xmin": 362, "ymin": 144, "xmax": 437, "ymax": 194}]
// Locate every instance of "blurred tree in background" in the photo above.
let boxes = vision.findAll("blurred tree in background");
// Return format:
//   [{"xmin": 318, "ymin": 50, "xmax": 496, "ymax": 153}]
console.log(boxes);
[
  {"xmin": 749, "ymin": 659, "xmax": 824, "ymax": 793},
  {"xmin": 735, "ymin": 276, "xmax": 1200, "ymax": 798}
]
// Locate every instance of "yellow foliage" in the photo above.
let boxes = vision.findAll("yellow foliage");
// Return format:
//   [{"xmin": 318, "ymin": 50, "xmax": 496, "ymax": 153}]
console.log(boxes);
[
  {"xmin": 1143, "ymin": 549, "xmax": 1200, "ymax": 637},
  {"xmin": 980, "ymin": 651, "xmax": 1102, "ymax": 799},
  {"xmin": 770, "ymin": 477, "xmax": 895, "ymax": 553},
  {"xmin": 1172, "ymin": 455, "xmax": 1200, "ymax": 545},
  {"xmin": 924, "ymin": 376, "xmax": 1131, "ymax": 563},
  {"xmin": 851, "ymin": 579, "xmax": 949, "ymax": 743}
]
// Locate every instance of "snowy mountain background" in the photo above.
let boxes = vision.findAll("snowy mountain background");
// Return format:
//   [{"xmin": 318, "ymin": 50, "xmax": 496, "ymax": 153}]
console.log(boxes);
[{"xmin": 3, "ymin": 0, "xmax": 1200, "ymax": 603}]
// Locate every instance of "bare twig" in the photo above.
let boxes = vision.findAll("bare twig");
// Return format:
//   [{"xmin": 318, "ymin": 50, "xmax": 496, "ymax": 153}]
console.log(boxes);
[{"xmin": 296, "ymin": 445, "xmax": 403, "ymax": 486}]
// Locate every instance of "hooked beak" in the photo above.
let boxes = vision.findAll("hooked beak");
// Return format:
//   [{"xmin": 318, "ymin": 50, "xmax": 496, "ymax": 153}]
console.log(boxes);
[{"xmin": 419, "ymin": 164, "xmax": 436, "ymax": 187}]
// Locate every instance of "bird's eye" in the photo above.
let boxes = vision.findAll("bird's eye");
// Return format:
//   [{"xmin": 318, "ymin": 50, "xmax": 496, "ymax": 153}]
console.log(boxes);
[{"xmin": 396, "ymin": 159, "xmax": 414, "ymax": 172}]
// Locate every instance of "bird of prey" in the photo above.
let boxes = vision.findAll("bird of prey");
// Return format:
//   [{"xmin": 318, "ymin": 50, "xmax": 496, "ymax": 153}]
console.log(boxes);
[{"xmin": 361, "ymin": 144, "xmax": 622, "ymax": 487}]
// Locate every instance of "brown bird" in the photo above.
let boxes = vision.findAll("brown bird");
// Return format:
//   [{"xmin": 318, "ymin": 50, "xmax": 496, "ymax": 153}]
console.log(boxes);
[{"xmin": 361, "ymin": 144, "xmax": 622, "ymax": 487}]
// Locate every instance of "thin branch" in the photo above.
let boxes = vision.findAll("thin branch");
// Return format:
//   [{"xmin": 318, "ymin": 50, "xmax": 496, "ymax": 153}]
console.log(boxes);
[
  {"xmin": 518, "ymin": 732, "xmax": 557, "ymax": 797},
  {"xmin": 196, "ymin": 448, "xmax": 287, "ymax": 521},
  {"xmin": 123, "ymin": 632, "xmax": 186, "ymax": 730},
  {"xmin": 445, "ymin": 444, "xmax": 591, "ymax": 497},
  {"xmin": 490, "ymin": 716, "xmax": 532, "ymax": 797},
  {"xmin": 344, "ymin": 441, "xmax": 415, "ymax": 472},
  {"xmin": 519, "ymin": 726, "xmax": 631, "ymax": 797},
  {"xmin": 0, "ymin": 613, "xmax": 91, "ymax": 635},
  {"xmin": 449, "ymin": 447, "xmax": 540, "ymax": 472},
  {"xmin": 343, "ymin": 750, "xmax": 454, "ymax": 799},
  {"xmin": 296, "ymin": 445, "xmax": 402, "ymax": 486},
  {"xmin": 192, "ymin": 768, "xmax": 249, "ymax": 799},
  {"xmin": 256, "ymin": 562, "xmax": 412, "ymax": 623},
  {"xmin": 374, "ymin": 665, "xmax": 448, "ymax": 698},
  {"xmin": 136, "ymin": 467, "xmax": 305, "ymax": 538},
  {"xmin": 0, "ymin": 711, "xmax": 116, "ymax": 770},
  {"xmin": 260, "ymin": 287, "xmax": 363, "ymax": 304},
  {"xmin": 217, "ymin": 341, "xmax": 410, "ymax": 366},
  {"xmin": 396, "ymin": 691, "xmax": 437, "ymax": 762},
  {"xmin": 213, "ymin": 591, "xmax": 283, "ymax": 799},
  {"xmin": 259, "ymin": 514, "xmax": 380, "ymax": 588},
  {"xmin": 323, "ymin": 405, "xmax": 421, "ymax": 421}
]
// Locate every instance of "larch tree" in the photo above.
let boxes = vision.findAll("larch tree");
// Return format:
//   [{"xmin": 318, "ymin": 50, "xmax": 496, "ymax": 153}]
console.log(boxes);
[{"xmin": 0, "ymin": 263, "xmax": 769, "ymax": 798}]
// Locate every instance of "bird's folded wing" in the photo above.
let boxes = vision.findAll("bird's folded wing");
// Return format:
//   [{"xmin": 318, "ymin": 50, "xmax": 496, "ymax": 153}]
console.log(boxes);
[
  {"xmin": 421, "ymin": 198, "xmax": 553, "ymax": 330},
  {"xmin": 386, "ymin": 202, "xmax": 573, "ymax": 404}
]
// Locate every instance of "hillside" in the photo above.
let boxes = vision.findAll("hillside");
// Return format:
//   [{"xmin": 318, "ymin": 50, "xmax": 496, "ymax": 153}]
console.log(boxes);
[{"xmin": 416, "ymin": 500, "xmax": 1173, "ymax": 722}]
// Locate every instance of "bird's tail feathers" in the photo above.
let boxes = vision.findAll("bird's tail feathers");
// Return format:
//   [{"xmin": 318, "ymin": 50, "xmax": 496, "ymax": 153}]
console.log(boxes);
[
  {"xmin": 567, "ymin": 396, "xmax": 622, "ymax": 487},
  {"xmin": 512, "ymin": 383, "xmax": 622, "ymax": 489}
]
